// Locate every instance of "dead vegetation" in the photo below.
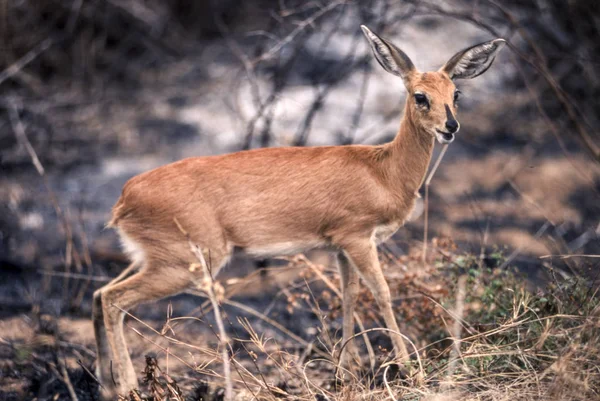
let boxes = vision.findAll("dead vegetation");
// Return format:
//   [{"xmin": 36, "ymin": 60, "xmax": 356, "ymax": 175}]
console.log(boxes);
[
  {"xmin": 1, "ymin": 1, "xmax": 599, "ymax": 400},
  {"xmin": 123, "ymin": 246, "xmax": 600, "ymax": 401},
  {"xmin": 2, "ymin": 241, "xmax": 598, "ymax": 400}
]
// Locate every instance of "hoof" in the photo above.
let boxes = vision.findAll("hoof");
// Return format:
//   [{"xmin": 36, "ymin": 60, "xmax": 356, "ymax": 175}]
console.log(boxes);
[
  {"xmin": 100, "ymin": 387, "xmax": 118, "ymax": 401},
  {"xmin": 337, "ymin": 344, "xmax": 363, "ymax": 383},
  {"xmin": 340, "ymin": 342, "xmax": 362, "ymax": 366},
  {"xmin": 385, "ymin": 360, "xmax": 424, "ymax": 386}
]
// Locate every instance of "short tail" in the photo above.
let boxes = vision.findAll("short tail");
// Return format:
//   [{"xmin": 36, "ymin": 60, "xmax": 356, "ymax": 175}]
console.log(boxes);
[{"xmin": 106, "ymin": 196, "xmax": 126, "ymax": 228}]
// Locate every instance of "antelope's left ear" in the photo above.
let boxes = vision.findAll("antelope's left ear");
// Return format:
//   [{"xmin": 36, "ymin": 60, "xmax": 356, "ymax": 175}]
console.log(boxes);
[{"xmin": 440, "ymin": 39, "xmax": 506, "ymax": 80}]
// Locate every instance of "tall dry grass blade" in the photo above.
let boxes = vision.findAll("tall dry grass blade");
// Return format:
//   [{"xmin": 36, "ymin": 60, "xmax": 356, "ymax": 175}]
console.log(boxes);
[
  {"xmin": 193, "ymin": 254, "xmax": 233, "ymax": 401},
  {"xmin": 383, "ymin": 364, "xmax": 398, "ymax": 401},
  {"xmin": 423, "ymin": 144, "xmax": 449, "ymax": 264}
]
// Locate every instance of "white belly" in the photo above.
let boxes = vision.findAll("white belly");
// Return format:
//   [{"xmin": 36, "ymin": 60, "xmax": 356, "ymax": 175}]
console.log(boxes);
[
  {"xmin": 243, "ymin": 222, "xmax": 403, "ymax": 258},
  {"xmin": 245, "ymin": 240, "xmax": 324, "ymax": 258}
]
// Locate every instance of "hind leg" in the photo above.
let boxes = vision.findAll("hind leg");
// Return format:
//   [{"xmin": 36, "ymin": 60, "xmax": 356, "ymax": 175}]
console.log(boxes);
[
  {"xmin": 99, "ymin": 248, "xmax": 231, "ymax": 398},
  {"xmin": 100, "ymin": 263, "xmax": 190, "ymax": 397},
  {"xmin": 93, "ymin": 261, "xmax": 140, "ymax": 390}
]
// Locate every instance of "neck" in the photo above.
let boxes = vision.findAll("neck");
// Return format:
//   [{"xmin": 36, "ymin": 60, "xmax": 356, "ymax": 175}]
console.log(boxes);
[{"xmin": 383, "ymin": 101, "xmax": 435, "ymax": 197}]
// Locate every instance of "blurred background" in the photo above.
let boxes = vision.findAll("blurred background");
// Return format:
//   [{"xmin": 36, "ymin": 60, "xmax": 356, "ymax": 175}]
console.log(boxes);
[{"xmin": 0, "ymin": 0, "xmax": 599, "ymax": 399}]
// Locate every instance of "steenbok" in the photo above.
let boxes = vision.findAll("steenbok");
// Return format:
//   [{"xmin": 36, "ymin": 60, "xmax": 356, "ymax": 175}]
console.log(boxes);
[{"xmin": 93, "ymin": 25, "xmax": 505, "ymax": 398}]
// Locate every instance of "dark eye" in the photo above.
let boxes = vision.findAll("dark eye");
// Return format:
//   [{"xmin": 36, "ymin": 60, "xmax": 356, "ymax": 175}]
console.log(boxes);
[
  {"xmin": 414, "ymin": 93, "xmax": 429, "ymax": 107},
  {"xmin": 453, "ymin": 90, "xmax": 461, "ymax": 103}
]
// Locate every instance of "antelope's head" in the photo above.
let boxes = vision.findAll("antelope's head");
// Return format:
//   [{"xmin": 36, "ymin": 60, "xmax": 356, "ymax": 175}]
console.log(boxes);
[{"xmin": 361, "ymin": 25, "xmax": 505, "ymax": 144}]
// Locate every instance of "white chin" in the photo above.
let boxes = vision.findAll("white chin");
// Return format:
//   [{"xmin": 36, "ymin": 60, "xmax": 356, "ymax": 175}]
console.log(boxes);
[{"xmin": 435, "ymin": 131, "xmax": 455, "ymax": 144}]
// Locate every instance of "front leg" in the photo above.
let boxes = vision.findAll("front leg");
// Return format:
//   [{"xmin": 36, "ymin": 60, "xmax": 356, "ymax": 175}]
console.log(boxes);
[
  {"xmin": 342, "ymin": 240, "xmax": 410, "ymax": 363},
  {"xmin": 336, "ymin": 252, "xmax": 361, "ymax": 369}
]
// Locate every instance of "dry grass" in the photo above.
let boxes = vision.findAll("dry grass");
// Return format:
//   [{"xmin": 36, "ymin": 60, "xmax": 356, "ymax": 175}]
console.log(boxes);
[
  {"xmin": 96, "ymin": 240, "xmax": 599, "ymax": 401},
  {"xmin": 1, "ymin": 2, "xmax": 599, "ymax": 401},
  {"xmin": 1, "ymin": 240, "xmax": 598, "ymax": 401}
]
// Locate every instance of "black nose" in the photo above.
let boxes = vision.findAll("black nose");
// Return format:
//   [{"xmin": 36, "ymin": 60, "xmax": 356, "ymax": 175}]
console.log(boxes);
[{"xmin": 445, "ymin": 119, "xmax": 459, "ymax": 133}]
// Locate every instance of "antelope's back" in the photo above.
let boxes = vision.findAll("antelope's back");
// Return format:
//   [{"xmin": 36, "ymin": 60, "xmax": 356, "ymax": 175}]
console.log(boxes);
[{"xmin": 109, "ymin": 145, "xmax": 393, "ymax": 251}]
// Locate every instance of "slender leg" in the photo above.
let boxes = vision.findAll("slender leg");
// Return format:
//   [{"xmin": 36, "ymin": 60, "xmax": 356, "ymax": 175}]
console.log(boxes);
[
  {"xmin": 336, "ymin": 252, "xmax": 361, "ymax": 368},
  {"xmin": 93, "ymin": 262, "xmax": 140, "ymax": 390},
  {"xmin": 98, "ymin": 241, "xmax": 231, "ymax": 400},
  {"xmin": 93, "ymin": 289, "xmax": 111, "ymax": 386},
  {"xmin": 100, "ymin": 263, "xmax": 194, "ymax": 398},
  {"xmin": 343, "ymin": 240, "xmax": 410, "ymax": 363}
]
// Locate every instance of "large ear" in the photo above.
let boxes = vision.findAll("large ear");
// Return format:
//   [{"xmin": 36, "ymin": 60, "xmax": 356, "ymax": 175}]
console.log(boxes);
[
  {"xmin": 440, "ymin": 39, "xmax": 506, "ymax": 80},
  {"xmin": 361, "ymin": 25, "xmax": 416, "ymax": 83}
]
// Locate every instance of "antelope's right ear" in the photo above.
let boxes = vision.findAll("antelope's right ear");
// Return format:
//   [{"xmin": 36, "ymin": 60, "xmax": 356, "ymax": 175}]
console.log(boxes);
[{"xmin": 361, "ymin": 25, "xmax": 416, "ymax": 84}]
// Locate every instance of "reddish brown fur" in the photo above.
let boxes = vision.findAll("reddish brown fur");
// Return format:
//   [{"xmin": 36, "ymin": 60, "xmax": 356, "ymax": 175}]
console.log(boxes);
[
  {"xmin": 409, "ymin": 71, "xmax": 459, "ymax": 135},
  {"xmin": 93, "ymin": 26, "xmax": 504, "ymax": 399},
  {"xmin": 110, "ymin": 113, "xmax": 434, "ymax": 262}
]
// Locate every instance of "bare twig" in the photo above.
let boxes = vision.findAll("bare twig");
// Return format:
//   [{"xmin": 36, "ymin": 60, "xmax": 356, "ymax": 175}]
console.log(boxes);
[
  {"xmin": 423, "ymin": 144, "xmax": 449, "ymax": 264},
  {"xmin": 35, "ymin": 271, "xmax": 110, "ymax": 282},
  {"xmin": 383, "ymin": 364, "xmax": 399, "ymax": 401},
  {"xmin": 540, "ymin": 254, "xmax": 600, "ymax": 260},
  {"xmin": 222, "ymin": 299, "xmax": 312, "ymax": 351},
  {"xmin": 0, "ymin": 38, "xmax": 55, "ymax": 86},
  {"xmin": 174, "ymin": 218, "xmax": 233, "ymax": 401},
  {"xmin": 56, "ymin": 347, "xmax": 79, "ymax": 401},
  {"xmin": 253, "ymin": 1, "xmax": 347, "ymax": 63},
  {"xmin": 8, "ymin": 104, "xmax": 45, "ymax": 175},
  {"xmin": 77, "ymin": 359, "xmax": 103, "ymax": 387},
  {"xmin": 8, "ymin": 102, "xmax": 87, "ymax": 308}
]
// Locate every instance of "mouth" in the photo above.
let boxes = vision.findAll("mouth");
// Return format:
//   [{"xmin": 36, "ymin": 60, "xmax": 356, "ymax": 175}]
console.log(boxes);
[{"xmin": 435, "ymin": 129, "xmax": 455, "ymax": 144}]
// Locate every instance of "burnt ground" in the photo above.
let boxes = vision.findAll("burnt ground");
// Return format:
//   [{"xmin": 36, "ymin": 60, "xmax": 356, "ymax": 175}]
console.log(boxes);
[{"xmin": 1, "ymin": 9, "xmax": 599, "ymax": 401}]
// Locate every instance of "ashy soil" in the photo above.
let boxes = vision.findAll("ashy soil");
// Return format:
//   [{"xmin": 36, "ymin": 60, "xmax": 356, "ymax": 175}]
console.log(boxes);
[{"xmin": 1, "ymin": 11, "xmax": 599, "ymax": 401}]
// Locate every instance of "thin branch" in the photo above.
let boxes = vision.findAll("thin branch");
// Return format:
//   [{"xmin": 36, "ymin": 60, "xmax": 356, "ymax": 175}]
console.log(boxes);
[
  {"xmin": 423, "ymin": 144, "xmax": 449, "ymax": 264},
  {"xmin": 0, "ymin": 38, "xmax": 55, "ymax": 87},
  {"xmin": 174, "ymin": 218, "xmax": 233, "ymax": 401},
  {"xmin": 253, "ymin": 1, "xmax": 347, "ymax": 63},
  {"xmin": 540, "ymin": 254, "xmax": 600, "ymax": 260}
]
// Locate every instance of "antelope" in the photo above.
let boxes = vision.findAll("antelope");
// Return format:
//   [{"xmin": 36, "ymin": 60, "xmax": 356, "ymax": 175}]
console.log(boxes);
[{"xmin": 93, "ymin": 25, "xmax": 505, "ymax": 398}]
